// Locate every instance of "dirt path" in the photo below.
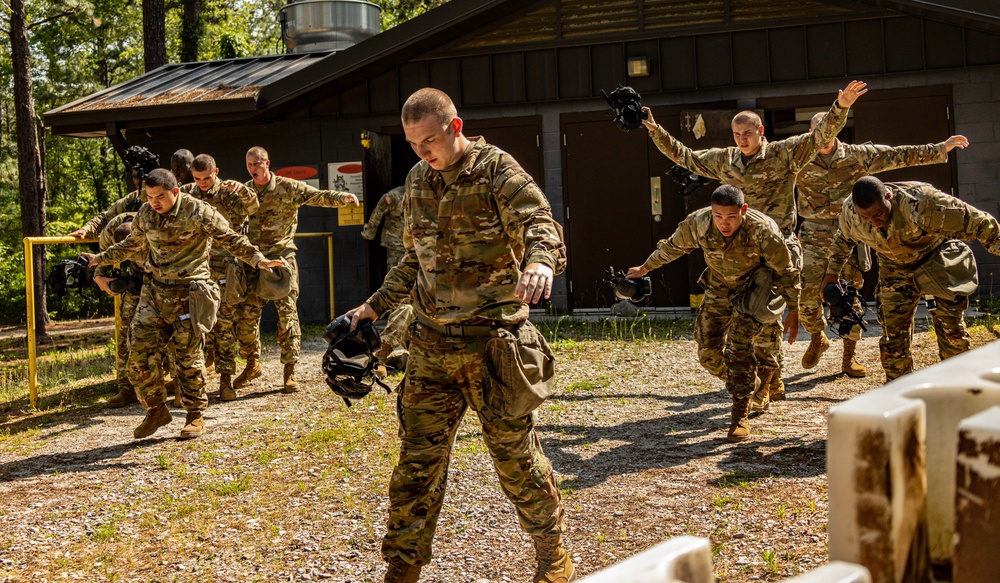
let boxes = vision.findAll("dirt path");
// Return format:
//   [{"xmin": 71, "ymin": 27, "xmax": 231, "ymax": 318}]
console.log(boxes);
[{"xmin": 0, "ymin": 325, "xmax": 997, "ymax": 582}]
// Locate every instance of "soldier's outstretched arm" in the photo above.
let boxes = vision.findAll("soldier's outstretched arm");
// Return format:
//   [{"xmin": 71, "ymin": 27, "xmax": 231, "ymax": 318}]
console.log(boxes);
[
  {"xmin": 945, "ymin": 135, "xmax": 969, "ymax": 152},
  {"xmin": 837, "ymin": 80, "xmax": 868, "ymax": 108}
]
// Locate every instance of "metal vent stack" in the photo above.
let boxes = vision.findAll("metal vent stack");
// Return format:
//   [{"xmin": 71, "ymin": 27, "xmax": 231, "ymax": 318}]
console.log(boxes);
[{"xmin": 279, "ymin": 0, "xmax": 381, "ymax": 53}]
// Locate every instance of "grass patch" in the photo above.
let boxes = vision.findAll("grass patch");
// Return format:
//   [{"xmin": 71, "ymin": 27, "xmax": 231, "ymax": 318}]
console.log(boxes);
[
  {"xmin": 564, "ymin": 377, "xmax": 611, "ymax": 392},
  {"xmin": 535, "ymin": 315, "xmax": 694, "ymax": 344},
  {"xmin": 712, "ymin": 469, "xmax": 769, "ymax": 488},
  {"xmin": 203, "ymin": 476, "xmax": 253, "ymax": 497}
]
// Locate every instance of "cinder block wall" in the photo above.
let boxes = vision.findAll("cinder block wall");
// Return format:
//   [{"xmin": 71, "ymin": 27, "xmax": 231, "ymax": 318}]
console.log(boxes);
[{"xmin": 952, "ymin": 67, "xmax": 1000, "ymax": 299}]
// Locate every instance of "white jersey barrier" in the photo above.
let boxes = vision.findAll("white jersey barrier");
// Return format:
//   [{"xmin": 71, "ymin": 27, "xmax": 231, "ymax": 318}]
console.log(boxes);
[
  {"xmin": 576, "ymin": 536, "xmax": 870, "ymax": 582},
  {"xmin": 827, "ymin": 340, "xmax": 1000, "ymax": 583}
]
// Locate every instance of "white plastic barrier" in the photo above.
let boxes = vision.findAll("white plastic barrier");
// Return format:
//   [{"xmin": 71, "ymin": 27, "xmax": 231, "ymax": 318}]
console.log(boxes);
[
  {"xmin": 577, "ymin": 536, "xmax": 871, "ymax": 583},
  {"xmin": 827, "ymin": 340, "xmax": 1000, "ymax": 583},
  {"xmin": 781, "ymin": 562, "xmax": 872, "ymax": 583},
  {"xmin": 577, "ymin": 536, "xmax": 714, "ymax": 583}
]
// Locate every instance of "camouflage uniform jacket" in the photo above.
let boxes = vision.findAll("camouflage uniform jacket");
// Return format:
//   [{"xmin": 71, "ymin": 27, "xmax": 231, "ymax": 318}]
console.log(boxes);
[
  {"xmin": 796, "ymin": 140, "xmax": 948, "ymax": 220},
  {"xmin": 94, "ymin": 192, "xmax": 266, "ymax": 282},
  {"xmin": 246, "ymin": 173, "xmax": 354, "ymax": 258},
  {"xmin": 181, "ymin": 179, "xmax": 259, "ymax": 258},
  {"xmin": 361, "ymin": 186, "xmax": 405, "ymax": 254},
  {"xmin": 643, "ymin": 207, "xmax": 801, "ymax": 310},
  {"xmin": 79, "ymin": 190, "xmax": 145, "ymax": 240},
  {"xmin": 94, "ymin": 212, "xmax": 146, "ymax": 279},
  {"xmin": 648, "ymin": 100, "xmax": 849, "ymax": 235},
  {"xmin": 829, "ymin": 181, "xmax": 1000, "ymax": 273},
  {"xmin": 366, "ymin": 138, "xmax": 567, "ymax": 326}
]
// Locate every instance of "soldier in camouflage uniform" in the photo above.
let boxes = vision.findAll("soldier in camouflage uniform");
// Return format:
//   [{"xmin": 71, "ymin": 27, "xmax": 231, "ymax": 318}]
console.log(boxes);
[
  {"xmin": 71, "ymin": 168, "xmax": 181, "ymax": 401},
  {"xmin": 170, "ymin": 149, "xmax": 194, "ymax": 185},
  {"xmin": 234, "ymin": 147, "xmax": 359, "ymax": 393},
  {"xmin": 825, "ymin": 176, "xmax": 1000, "ymax": 381},
  {"xmin": 628, "ymin": 185, "xmax": 800, "ymax": 443},
  {"xmin": 362, "ymin": 185, "xmax": 413, "ymax": 369},
  {"xmin": 795, "ymin": 111, "xmax": 969, "ymax": 381},
  {"xmin": 83, "ymin": 169, "xmax": 284, "ymax": 440},
  {"xmin": 346, "ymin": 88, "xmax": 572, "ymax": 583},
  {"xmin": 641, "ymin": 80, "xmax": 867, "ymax": 402},
  {"xmin": 362, "ymin": 185, "xmax": 406, "ymax": 268},
  {"xmin": 182, "ymin": 154, "xmax": 259, "ymax": 401},
  {"xmin": 68, "ymin": 174, "xmax": 145, "ymax": 240},
  {"xmin": 93, "ymin": 213, "xmax": 143, "ymax": 407}
]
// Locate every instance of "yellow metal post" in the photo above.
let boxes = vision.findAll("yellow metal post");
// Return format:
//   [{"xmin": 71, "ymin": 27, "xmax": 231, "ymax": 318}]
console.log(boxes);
[
  {"xmin": 22, "ymin": 236, "xmax": 99, "ymax": 410},
  {"xmin": 23, "ymin": 238, "xmax": 37, "ymax": 410}
]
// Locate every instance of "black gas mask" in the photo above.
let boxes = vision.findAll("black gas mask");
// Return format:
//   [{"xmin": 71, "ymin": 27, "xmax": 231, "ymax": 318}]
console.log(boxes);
[
  {"xmin": 46, "ymin": 255, "xmax": 95, "ymax": 300},
  {"xmin": 601, "ymin": 84, "xmax": 649, "ymax": 132},
  {"xmin": 603, "ymin": 266, "xmax": 651, "ymax": 303},
  {"xmin": 823, "ymin": 280, "xmax": 868, "ymax": 339}
]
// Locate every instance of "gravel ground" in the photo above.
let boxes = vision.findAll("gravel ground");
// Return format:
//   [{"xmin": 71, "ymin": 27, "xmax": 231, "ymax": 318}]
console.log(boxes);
[{"xmin": 1, "ymin": 321, "xmax": 997, "ymax": 583}]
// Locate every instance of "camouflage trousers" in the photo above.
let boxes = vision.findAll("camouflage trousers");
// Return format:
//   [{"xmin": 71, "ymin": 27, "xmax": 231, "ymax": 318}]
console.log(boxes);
[
  {"xmin": 209, "ymin": 259, "xmax": 241, "ymax": 375},
  {"xmin": 751, "ymin": 233, "xmax": 802, "ymax": 382},
  {"xmin": 876, "ymin": 261, "xmax": 971, "ymax": 381},
  {"xmin": 128, "ymin": 279, "xmax": 208, "ymax": 412},
  {"xmin": 236, "ymin": 255, "xmax": 301, "ymax": 364},
  {"xmin": 799, "ymin": 220, "xmax": 866, "ymax": 334},
  {"xmin": 117, "ymin": 286, "xmax": 178, "ymax": 390},
  {"xmin": 694, "ymin": 287, "xmax": 766, "ymax": 398},
  {"xmin": 382, "ymin": 325, "xmax": 566, "ymax": 565},
  {"xmin": 115, "ymin": 289, "xmax": 142, "ymax": 390}
]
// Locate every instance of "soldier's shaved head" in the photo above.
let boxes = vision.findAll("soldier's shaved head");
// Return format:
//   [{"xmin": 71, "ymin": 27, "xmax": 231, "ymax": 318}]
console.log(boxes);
[
  {"xmin": 711, "ymin": 184, "xmax": 746, "ymax": 208},
  {"xmin": 852, "ymin": 176, "xmax": 888, "ymax": 209},
  {"xmin": 113, "ymin": 219, "xmax": 133, "ymax": 244},
  {"xmin": 145, "ymin": 168, "xmax": 178, "ymax": 191},
  {"xmin": 809, "ymin": 111, "xmax": 827, "ymax": 131},
  {"xmin": 246, "ymin": 146, "xmax": 269, "ymax": 161},
  {"xmin": 191, "ymin": 154, "xmax": 217, "ymax": 173},
  {"xmin": 732, "ymin": 111, "xmax": 762, "ymax": 128},
  {"xmin": 402, "ymin": 88, "xmax": 458, "ymax": 126}
]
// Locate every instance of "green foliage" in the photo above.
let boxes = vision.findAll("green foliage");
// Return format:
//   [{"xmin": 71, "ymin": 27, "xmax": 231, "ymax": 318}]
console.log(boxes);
[
  {"xmin": 0, "ymin": 0, "xmax": 448, "ymax": 324},
  {"xmin": 376, "ymin": 0, "xmax": 449, "ymax": 30}
]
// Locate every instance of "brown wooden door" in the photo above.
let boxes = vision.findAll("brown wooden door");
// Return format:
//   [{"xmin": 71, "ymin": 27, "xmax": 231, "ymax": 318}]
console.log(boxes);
[
  {"xmin": 561, "ymin": 110, "xmax": 700, "ymax": 309},
  {"xmin": 852, "ymin": 92, "xmax": 955, "ymax": 194},
  {"xmin": 362, "ymin": 130, "xmax": 395, "ymax": 293},
  {"xmin": 463, "ymin": 116, "xmax": 544, "ymax": 185}
]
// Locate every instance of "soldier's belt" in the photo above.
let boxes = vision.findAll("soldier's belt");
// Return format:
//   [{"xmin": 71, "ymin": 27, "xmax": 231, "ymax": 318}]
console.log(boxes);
[
  {"xmin": 415, "ymin": 314, "xmax": 518, "ymax": 337},
  {"xmin": 209, "ymin": 256, "xmax": 238, "ymax": 269},
  {"xmin": 151, "ymin": 275, "xmax": 191, "ymax": 287}
]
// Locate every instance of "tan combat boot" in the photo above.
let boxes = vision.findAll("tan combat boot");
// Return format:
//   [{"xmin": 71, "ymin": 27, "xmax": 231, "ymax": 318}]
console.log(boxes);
[
  {"xmin": 107, "ymin": 384, "xmax": 138, "ymax": 408},
  {"xmin": 533, "ymin": 534, "xmax": 575, "ymax": 583},
  {"xmin": 220, "ymin": 373, "xmax": 236, "ymax": 402},
  {"xmin": 282, "ymin": 363, "xmax": 299, "ymax": 394},
  {"xmin": 727, "ymin": 396, "xmax": 752, "ymax": 443},
  {"xmin": 768, "ymin": 373, "xmax": 785, "ymax": 402},
  {"xmin": 133, "ymin": 404, "xmax": 172, "ymax": 439},
  {"xmin": 801, "ymin": 331, "xmax": 830, "ymax": 369},
  {"xmin": 750, "ymin": 371, "xmax": 772, "ymax": 414},
  {"xmin": 180, "ymin": 411, "xmax": 204, "ymax": 439},
  {"xmin": 841, "ymin": 338, "xmax": 867, "ymax": 378},
  {"xmin": 383, "ymin": 556, "xmax": 421, "ymax": 583},
  {"xmin": 234, "ymin": 357, "xmax": 262, "ymax": 389}
]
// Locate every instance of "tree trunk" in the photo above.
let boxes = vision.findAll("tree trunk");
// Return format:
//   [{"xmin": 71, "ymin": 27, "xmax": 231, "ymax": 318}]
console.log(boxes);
[
  {"xmin": 9, "ymin": 0, "xmax": 49, "ymax": 335},
  {"xmin": 143, "ymin": 0, "xmax": 168, "ymax": 72},
  {"xmin": 180, "ymin": 0, "xmax": 202, "ymax": 63}
]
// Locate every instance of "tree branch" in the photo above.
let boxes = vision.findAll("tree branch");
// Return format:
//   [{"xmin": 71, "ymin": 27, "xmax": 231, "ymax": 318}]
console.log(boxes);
[{"xmin": 27, "ymin": 8, "xmax": 82, "ymax": 30}]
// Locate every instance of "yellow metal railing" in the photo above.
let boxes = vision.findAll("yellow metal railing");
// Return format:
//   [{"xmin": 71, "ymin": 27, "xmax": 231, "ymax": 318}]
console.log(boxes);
[{"xmin": 21, "ymin": 232, "xmax": 336, "ymax": 410}]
